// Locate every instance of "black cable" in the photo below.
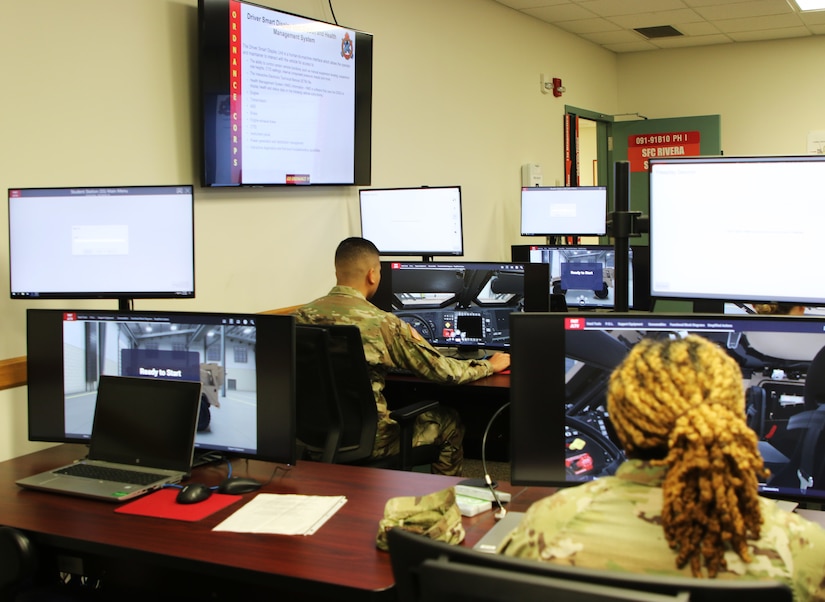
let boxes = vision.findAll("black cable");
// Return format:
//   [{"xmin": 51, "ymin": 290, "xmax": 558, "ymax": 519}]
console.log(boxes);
[
  {"xmin": 328, "ymin": 0, "xmax": 338, "ymax": 24},
  {"xmin": 481, "ymin": 402, "xmax": 510, "ymax": 519}
]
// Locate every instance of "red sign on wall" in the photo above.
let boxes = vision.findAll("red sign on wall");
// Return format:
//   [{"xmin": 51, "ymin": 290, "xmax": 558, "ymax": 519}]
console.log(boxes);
[{"xmin": 627, "ymin": 131, "xmax": 701, "ymax": 172}]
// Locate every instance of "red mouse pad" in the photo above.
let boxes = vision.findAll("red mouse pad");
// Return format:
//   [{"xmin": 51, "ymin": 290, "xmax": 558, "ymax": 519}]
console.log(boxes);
[{"xmin": 115, "ymin": 487, "xmax": 242, "ymax": 521}]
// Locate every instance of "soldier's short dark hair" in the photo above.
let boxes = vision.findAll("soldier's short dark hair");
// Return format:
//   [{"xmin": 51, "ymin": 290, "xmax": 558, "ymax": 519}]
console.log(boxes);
[{"xmin": 335, "ymin": 237, "xmax": 380, "ymax": 268}]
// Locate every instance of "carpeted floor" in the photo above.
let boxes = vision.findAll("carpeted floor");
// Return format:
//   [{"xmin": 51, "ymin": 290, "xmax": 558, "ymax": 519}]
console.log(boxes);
[{"xmin": 463, "ymin": 458, "xmax": 510, "ymax": 484}]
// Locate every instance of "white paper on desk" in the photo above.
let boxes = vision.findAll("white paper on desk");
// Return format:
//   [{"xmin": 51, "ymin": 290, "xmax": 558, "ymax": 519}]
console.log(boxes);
[{"xmin": 213, "ymin": 493, "xmax": 347, "ymax": 535}]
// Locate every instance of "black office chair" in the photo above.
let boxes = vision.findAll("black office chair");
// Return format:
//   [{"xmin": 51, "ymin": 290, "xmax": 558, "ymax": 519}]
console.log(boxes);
[
  {"xmin": 0, "ymin": 526, "xmax": 38, "ymax": 601},
  {"xmin": 0, "ymin": 525, "xmax": 97, "ymax": 601},
  {"xmin": 387, "ymin": 527, "xmax": 793, "ymax": 602},
  {"xmin": 295, "ymin": 324, "xmax": 441, "ymax": 471}
]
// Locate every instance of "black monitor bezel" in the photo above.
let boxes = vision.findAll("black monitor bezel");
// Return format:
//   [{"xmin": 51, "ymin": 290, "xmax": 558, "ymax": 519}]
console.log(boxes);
[
  {"xmin": 198, "ymin": 0, "xmax": 373, "ymax": 187},
  {"xmin": 372, "ymin": 260, "xmax": 549, "ymax": 352},
  {"xmin": 26, "ymin": 309, "xmax": 297, "ymax": 465},
  {"xmin": 510, "ymin": 311, "xmax": 825, "ymax": 507},
  {"xmin": 519, "ymin": 186, "xmax": 608, "ymax": 237},
  {"xmin": 648, "ymin": 154, "xmax": 825, "ymax": 305},
  {"xmin": 358, "ymin": 186, "xmax": 465, "ymax": 258},
  {"xmin": 8, "ymin": 185, "xmax": 195, "ymax": 303}
]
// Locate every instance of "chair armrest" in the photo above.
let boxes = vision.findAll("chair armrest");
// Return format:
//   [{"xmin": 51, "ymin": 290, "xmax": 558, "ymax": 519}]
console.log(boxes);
[
  {"xmin": 390, "ymin": 400, "xmax": 440, "ymax": 471},
  {"xmin": 389, "ymin": 400, "xmax": 439, "ymax": 424}
]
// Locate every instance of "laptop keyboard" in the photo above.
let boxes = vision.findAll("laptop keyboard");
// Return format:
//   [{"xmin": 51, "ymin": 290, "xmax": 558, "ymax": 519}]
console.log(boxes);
[{"xmin": 55, "ymin": 464, "xmax": 168, "ymax": 486}]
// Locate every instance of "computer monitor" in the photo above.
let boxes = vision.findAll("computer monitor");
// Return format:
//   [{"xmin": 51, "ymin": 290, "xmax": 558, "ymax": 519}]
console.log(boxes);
[
  {"xmin": 359, "ymin": 186, "xmax": 463, "ymax": 260},
  {"xmin": 520, "ymin": 186, "xmax": 607, "ymax": 237},
  {"xmin": 26, "ymin": 309, "xmax": 296, "ymax": 465},
  {"xmin": 649, "ymin": 155, "xmax": 825, "ymax": 305},
  {"xmin": 371, "ymin": 261, "xmax": 549, "ymax": 352},
  {"xmin": 511, "ymin": 244, "xmax": 651, "ymax": 311},
  {"xmin": 8, "ymin": 185, "xmax": 195, "ymax": 310},
  {"xmin": 510, "ymin": 311, "xmax": 825, "ymax": 506}
]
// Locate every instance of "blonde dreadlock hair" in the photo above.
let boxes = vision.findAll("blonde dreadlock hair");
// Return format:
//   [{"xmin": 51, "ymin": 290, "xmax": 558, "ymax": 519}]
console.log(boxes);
[{"xmin": 606, "ymin": 334, "xmax": 767, "ymax": 578}]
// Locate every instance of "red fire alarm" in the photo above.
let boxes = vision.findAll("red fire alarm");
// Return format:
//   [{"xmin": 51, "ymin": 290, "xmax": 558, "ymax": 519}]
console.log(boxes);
[{"xmin": 552, "ymin": 77, "xmax": 565, "ymax": 97}]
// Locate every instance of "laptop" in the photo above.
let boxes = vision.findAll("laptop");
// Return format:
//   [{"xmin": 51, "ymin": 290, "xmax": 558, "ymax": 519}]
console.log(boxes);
[
  {"xmin": 17, "ymin": 375, "xmax": 202, "ymax": 502},
  {"xmin": 472, "ymin": 511, "xmax": 525, "ymax": 554}
]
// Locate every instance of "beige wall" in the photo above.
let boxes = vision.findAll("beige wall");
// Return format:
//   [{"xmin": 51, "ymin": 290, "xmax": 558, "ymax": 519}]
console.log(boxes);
[
  {"xmin": 0, "ymin": 0, "xmax": 617, "ymax": 461},
  {"xmin": 617, "ymin": 36, "xmax": 825, "ymax": 155},
  {"xmin": 1, "ymin": 1, "xmax": 823, "ymax": 462}
]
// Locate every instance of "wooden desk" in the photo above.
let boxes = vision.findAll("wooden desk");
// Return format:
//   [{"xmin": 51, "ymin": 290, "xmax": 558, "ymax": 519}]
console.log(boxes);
[{"xmin": 0, "ymin": 445, "xmax": 544, "ymax": 601}]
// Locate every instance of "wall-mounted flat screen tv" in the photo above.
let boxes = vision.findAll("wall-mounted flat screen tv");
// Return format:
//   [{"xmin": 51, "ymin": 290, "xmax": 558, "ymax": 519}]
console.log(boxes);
[{"xmin": 198, "ymin": 0, "xmax": 373, "ymax": 187}]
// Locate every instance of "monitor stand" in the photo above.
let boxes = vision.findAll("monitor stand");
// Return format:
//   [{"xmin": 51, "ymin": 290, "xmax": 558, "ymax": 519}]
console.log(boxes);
[{"xmin": 192, "ymin": 450, "xmax": 227, "ymax": 467}]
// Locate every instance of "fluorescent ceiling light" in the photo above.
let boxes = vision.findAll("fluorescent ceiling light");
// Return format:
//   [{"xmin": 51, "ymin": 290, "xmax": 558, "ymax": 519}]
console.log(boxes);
[{"xmin": 794, "ymin": 0, "xmax": 825, "ymax": 10}]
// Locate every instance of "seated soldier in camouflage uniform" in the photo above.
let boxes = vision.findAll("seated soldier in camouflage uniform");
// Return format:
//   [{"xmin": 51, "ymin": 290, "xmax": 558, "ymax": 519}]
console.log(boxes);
[
  {"xmin": 293, "ymin": 237, "xmax": 510, "ymax": 476},
  {"xmin": 499, "ymin": 334, "xmax": 825, "ymax": 601}
]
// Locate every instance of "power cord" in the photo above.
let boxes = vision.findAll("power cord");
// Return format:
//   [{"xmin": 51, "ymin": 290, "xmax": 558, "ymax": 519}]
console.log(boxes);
[{"xmin": 482, "ymin": 402, "xmax": 510, "ymax": 520}]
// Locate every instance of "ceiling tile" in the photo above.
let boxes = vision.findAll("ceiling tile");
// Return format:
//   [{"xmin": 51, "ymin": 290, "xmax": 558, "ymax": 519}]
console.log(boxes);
[
  {"xmin": 727, "ymin": 25, "xmax": 811, "ymax": 39},
  {"xmin": 522, "ymin": 3, "xmax": 600, "ymax": 21},
  {"xmin": 577, "ymin": 0, "xmax": 687, "ymax": 18},
  {"xmin": 490, "ymin": 0, "xmax": 822, "ymax": 52},
  {"xmin": 609, "ymin": 9, "xmax": 706, "ymax": 28},
  {"xmin": 557, "ymin": 17, "xmax": 623, "ymax": 34},
  {"xmin": 692, "ymin": 0, "xmax": 796, "ymax": 19},
  {"xmin": 714, "ymin": 13, "xmax": 804, "ymax": 31}
]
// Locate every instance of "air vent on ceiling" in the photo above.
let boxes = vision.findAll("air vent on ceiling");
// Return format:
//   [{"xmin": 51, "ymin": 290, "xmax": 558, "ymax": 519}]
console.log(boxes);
[{"xmin": 634, "ymin": 25, "xmax": 684, "ymax": 39}]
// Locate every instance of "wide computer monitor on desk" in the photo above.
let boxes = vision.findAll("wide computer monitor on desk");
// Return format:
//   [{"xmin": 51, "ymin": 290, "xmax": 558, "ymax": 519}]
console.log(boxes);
[
  {"xmin": 26, "ymin": 309, "xmax": 297, "ymax": 465},
  {"xmin": 510, "ymin": 311, "xmax": 825, "ymax": 508},
  {"xmin": 520, "ymin": 186, "xmax": 607, "ymax": 238},
  {"xmin": 648, "ymin": 155, "xmax": 825, "ymax": 309},
  {"xmin": 372, "ymin": 260, "xmax": 549, "ymax": 353},
  {"xmin": 511, "ymin": 244, "xmax": 651, "ymax": 311},
  {"xmin": 359, "ymin": 186, "xmax": 463, "ymax": 261},
  {"xmin": 8, "ymin": 185, "xmax": 195, "ymax": 310}
]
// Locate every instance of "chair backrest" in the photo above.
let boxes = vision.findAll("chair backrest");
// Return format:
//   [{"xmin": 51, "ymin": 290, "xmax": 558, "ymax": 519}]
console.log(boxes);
[
  {"xmin": 295, "ymin": 324, "xmax": 377, "ymax": 464},
  {"xmin": 0, "ymin": 526, "xmax": 37, "ymax": 596},
  {"xmin": 387, "ymin": 527, "xmax": 793, "ymax": 602}
]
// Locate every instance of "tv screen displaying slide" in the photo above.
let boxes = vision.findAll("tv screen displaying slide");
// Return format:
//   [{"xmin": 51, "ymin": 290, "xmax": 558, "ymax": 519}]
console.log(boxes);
[
  {"xmin": 26, "ymin": 309, "xmax": 297, "ymax": 465},
  {"xmin": 510, "ymin": 311, "xmax": 825, "ymax": 506},
  {"xmin": 198, "ymin": 0, "xmax": 373, "ymax": 186},
  {"xmin": 649, "ymin": 155, "xmax": 825, "ymax": 305},
  {"xmin": 520, "ymin": 186, "xmax": 607, "ymax": 237},
  {"xmin": 359, "ymin": 186, "xmax": 463, "ymax": 258},
  {"xmin": 8, "ymin": 186, "xmax": 195, "ymax": 303}
]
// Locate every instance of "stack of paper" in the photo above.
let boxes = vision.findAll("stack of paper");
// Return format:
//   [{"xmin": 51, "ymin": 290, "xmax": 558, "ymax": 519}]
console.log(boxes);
[{"xmin": 213, "ymin": 493, "xmax": 347, "ymax": 535}]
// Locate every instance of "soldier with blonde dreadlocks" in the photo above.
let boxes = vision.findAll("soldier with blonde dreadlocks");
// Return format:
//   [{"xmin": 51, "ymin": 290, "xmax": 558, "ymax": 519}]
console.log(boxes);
[{"xmin": 500, "ymin": 334, "xmax": 825, "ymax": 601}]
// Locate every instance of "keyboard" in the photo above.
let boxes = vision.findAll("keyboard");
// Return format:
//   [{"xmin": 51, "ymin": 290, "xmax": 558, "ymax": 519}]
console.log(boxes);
[{"xmin": 55, "ymin": 463, "xmax": 167, "ymax": 486}]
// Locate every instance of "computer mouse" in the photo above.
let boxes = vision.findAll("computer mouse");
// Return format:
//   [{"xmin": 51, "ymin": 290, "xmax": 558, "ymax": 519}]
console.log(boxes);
[
  {"xmin": 217, "ymin": 476, "xmax": 262, "ymax": 495},
  {"xmin": 175, "ymin": 483, "xmax": 213, "ymax": 504}
]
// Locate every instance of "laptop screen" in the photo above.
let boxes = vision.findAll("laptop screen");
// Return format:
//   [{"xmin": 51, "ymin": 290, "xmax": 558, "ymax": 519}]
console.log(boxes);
[
  {"xmin": 510, "ymin": 312, "xmax": 825, "ymax": 505},
  {"xmin": 89, "ymin": 375, "xmax": 201, "ymax": 471}
]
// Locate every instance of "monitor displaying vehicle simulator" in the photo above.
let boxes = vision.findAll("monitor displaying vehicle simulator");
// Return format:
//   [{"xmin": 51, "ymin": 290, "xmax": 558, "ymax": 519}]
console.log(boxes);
[
  {"xmin": 510, "ymin": 311, "xmax": 825, "ymax": 507},
  {"xmin": 372, "ymin": 261, "xmax": 549, "ymax": 351}
]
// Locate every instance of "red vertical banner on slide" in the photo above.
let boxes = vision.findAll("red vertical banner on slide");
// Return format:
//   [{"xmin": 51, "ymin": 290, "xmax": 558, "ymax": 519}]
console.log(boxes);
[{"xmin": 230, "ymin": 1, "xmax": 243, "ymax": 183}]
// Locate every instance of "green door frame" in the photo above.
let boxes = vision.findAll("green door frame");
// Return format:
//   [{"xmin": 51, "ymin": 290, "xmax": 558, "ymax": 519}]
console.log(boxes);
[{"xmin": 565, "ymin": 105, "xmax": 613, "ymax": 243}]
